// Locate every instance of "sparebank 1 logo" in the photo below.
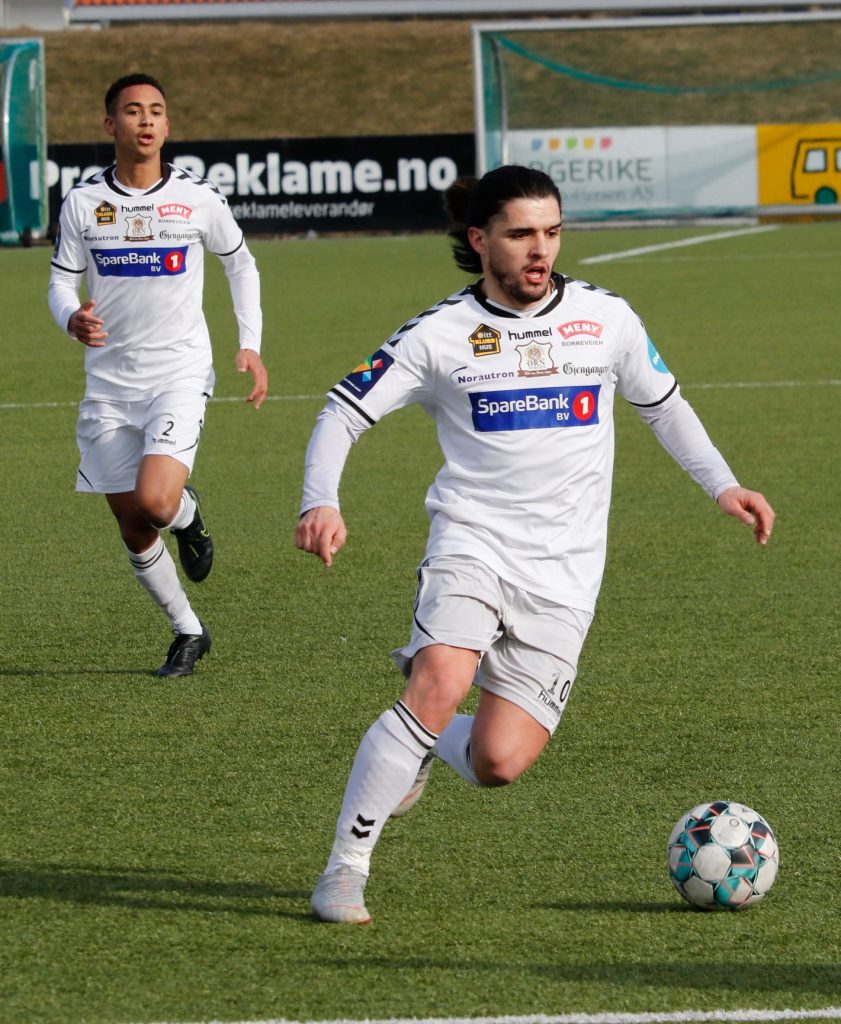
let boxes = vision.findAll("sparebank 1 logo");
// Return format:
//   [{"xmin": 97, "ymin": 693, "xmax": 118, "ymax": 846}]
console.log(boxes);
[
  {"xmin": 531, "ymin": 135, "xmax": 613, "ymax": 153},
  {"xmin": 647, "ymin": 337, "xmax": 670, "ymax": 374}
]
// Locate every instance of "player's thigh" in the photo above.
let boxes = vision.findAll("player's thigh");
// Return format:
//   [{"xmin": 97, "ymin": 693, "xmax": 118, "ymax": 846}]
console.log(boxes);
[
  {"xmin": 471, "ymin": 689, "xmax": 552, "ymax": 784},
  {"xmin": 391, "ymin": 555, "xmax": 504, "ymax": 676},
  {"xmin": 75, "ymin": 399, "xmax": 144, "ymax": 494},
  {"xmin": 140, "ymin": 389, "xmax": 209, "ymax": 474},
  {"xmin": 477, "ymin": 591, "xmax": 592, "ymax": 739},
  {"xmin": 134, "ymin": 454, "xmax": 190, "ymax": 524},
  {"xmin": 402, "ymin": 644, "xmax": 481, "ymax": 733},
  {"xmin": 391, "ymin": 556, "xmax": 504, "ymax": 728}
]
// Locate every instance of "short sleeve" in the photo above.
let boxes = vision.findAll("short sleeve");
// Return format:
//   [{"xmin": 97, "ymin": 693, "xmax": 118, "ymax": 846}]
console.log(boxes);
[
  {"xmin": 51, "ymin": 197, "xmax": 87, "ymax": 273},
  {"xmin": 204, "ymin": 192, "xmax": 245, "ymax": 257},
  {"xmin": 615, "ymin": 307, "xmax": 677, "ymax": 408}
]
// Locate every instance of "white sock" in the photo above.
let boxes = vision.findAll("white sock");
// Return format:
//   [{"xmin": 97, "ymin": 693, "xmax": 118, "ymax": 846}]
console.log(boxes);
[
  {"xmin": 436, "ymin": 713, "xmax": 483, "ymax": 786},
  {"xmin": 165, "ymin": 489, "xmax": 196, "ymax": 532},
  {"xmin": 127, "ymin": 537, "xmax": 202, "ymax": 636},
  {"xmin": 325, "ymin": 701, "xmax": 438, "ymax": 877}
]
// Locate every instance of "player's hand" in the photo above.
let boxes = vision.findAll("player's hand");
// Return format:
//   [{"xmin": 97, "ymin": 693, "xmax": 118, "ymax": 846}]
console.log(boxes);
[
  {"xmin": 717, "ymin": 485, "xmax": 775, "ymax": 546},
  {"xmin": 296, "ymin": 506, "xmax": 347, "ymax": 567},
  {"xmin": 236, "ymin": 347, "xmax": 268, "ymax": 409},
  {"xmin": 68, "ymin": 299, "xmax": 107, "ymax": 347}
]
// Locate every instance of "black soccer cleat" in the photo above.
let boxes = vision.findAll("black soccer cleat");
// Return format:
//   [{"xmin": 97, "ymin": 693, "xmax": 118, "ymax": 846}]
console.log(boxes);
[
  {"xmin": 171, "ymin": 485, "xmax": 214, "ymax": 582},
  {"xmin": 156, "ymin": 623, "xmax": 212, "ymax": 678}
]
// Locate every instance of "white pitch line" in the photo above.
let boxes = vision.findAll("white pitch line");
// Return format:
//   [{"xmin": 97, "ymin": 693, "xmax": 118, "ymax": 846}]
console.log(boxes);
[
  {"xmin": 2, "ymin": 379, "xmax": 839, "ymax": 413},
  {"xmin": 133, "ymin": 1007, "xmax": 841, "ymax": 1024},
  {"xmin": 578, "ymin": 225, "xmax": 779, "ymax": 265},
  {"xmin": 0, "ymin": 393, "xmax": 323, "ymax": 411},
  {"xmin": 688, "ymin": 379, "xmax": 841, "ymax": 391}
]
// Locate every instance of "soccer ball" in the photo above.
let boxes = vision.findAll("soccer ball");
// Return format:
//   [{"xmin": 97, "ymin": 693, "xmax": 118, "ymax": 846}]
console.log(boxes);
[{"xmin": 667, "ymin": 800, "xmax": 779, "ymax": 910}]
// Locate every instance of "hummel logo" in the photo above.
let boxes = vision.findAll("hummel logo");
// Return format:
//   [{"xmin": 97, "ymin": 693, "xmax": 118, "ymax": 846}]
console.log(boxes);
[{"xmin": 351, "ymin": 813, "xmax": 375, "ymax": 839}]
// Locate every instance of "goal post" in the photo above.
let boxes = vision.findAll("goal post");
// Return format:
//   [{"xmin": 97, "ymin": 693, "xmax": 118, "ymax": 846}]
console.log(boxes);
[
  {"xmin": 472, "ymin": 12, "xmax": 841, "ymax": 221},
  {"xmin": 0, "ymin": 38, "xmax": 48, "ymax": 245}
]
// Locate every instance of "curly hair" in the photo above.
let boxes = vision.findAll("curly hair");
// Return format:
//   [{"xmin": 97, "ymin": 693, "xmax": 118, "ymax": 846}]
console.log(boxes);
[{"xmin": 443, "ymin": 165, "xmax": 562, "ymax": 275}]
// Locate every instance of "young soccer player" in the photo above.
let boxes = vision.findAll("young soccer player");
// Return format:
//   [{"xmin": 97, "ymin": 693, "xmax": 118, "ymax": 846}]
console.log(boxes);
[
  {"xmin": 296, "ymin": 165, "xmax": 774, "ymax": 924},
  {"xmin": 49, "ymin": 73, "xmax": 267, "ymax": 676}
]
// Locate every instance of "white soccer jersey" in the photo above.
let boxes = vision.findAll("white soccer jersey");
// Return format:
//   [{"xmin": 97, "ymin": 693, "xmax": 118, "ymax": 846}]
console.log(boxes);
[
  {"xmin": 50, "ymin": 163, "xmax": 260, "ymax": 401},
  {"xmin": 324, "ymin": 273, "xmax": 684, "ymax": 612}
]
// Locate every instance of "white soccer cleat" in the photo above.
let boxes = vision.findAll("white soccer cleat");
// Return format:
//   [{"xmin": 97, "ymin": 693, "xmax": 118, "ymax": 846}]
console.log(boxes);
[
  {"xmin": 311, "ymin": 866, "xmax": 372, "ymax": 924},
  {"xmin": 390, "ymin": 751, "xmax": 435, "ymax": 818}
]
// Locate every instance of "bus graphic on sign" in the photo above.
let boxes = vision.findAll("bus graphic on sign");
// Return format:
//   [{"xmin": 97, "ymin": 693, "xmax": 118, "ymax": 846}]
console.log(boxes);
[{"xmin": 791, "ymin": 138, "xmax": 841, "ymax": 204}]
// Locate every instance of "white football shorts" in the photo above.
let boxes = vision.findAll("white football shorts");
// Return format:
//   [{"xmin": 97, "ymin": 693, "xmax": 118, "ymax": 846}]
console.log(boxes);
[
  {"xmin": 75, "ymin": 389, "xmax": 209, "ymax": 493},
  {"xmin": 392, "ymin": 554, "xmax": 593, "ymax": 735}
]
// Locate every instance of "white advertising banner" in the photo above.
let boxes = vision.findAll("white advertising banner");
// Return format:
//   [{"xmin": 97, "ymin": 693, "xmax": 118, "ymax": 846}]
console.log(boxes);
[{"xmin": 509, "ymin": 126, "xmax": 758, "ymax": 218}]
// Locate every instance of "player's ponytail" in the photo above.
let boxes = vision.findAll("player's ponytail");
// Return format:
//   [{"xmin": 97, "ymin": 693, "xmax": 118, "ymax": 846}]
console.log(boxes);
[{"xmin": 444, "ymin": 176, "xmax": 482, "ymax": 275}]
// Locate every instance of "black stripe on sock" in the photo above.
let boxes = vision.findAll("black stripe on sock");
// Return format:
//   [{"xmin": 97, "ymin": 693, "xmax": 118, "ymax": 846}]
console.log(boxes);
[
  {"xmin": 128, "ymin": 541, "xmax": 164, "ymax": 570},
  {"xmin": 393, "ymin": 700, "xmax": 437, "ymax": 750}
]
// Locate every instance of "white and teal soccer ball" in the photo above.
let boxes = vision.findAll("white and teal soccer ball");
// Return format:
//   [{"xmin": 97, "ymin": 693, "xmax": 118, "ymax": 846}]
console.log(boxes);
[{"xmin": 667, "ymin": 800, "xmax": 779, "ymax": 910}]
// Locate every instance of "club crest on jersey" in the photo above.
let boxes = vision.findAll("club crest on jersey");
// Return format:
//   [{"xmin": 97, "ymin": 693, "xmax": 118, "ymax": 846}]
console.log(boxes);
[
  {"xmin": 468, "ymin": 324, "xmax": 501, "ymax": 357},
  {"xmin": 124, "ymin": 214, "xmax": 153, "ymax": 241},
  {"xmin": 94, "ymin": 201, "xmax": 116, "ymax": 226},
  {"xmin": 340, "ymin": 348, "xmax": 394, "ymax": 399},
  {"xmin": 516, "ymin": 340, "xmax": 558, "ymax": 378}
]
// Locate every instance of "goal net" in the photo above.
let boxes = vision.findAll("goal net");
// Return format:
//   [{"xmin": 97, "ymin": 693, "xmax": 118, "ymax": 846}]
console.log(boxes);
[
  {"xmin": 0, "ymin": 38, "xmax": 48, "ymax": 245},
  {"xmin": 472, "ymin": 13, "xmax": 841, "ymax": 221}
]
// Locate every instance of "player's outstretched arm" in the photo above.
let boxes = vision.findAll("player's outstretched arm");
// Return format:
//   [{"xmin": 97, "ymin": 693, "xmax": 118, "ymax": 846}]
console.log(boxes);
[
  {"xmin": 716, "ymin": 485, "xmax": 775, "ymax": 546},
  {"xmin": 235, "ymin": 347, "xmax": 268, "ymax": 409},
  {"xmin": 296, "ymin": 506, "xmax": 347, "ymax": 568}
]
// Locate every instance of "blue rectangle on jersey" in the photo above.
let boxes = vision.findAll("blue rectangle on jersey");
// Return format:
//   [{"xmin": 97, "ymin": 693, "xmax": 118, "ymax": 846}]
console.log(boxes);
[
  {"xmin": 470, "ymin": 385, "xmax": 601, "ymax": 432},
  {"xmin": 92, "ymin": 247, "xmax": 188, "ymax": 277},
  {"xmin": 337, "ymin": 348, "xmax": 395, "ymax": 400}
]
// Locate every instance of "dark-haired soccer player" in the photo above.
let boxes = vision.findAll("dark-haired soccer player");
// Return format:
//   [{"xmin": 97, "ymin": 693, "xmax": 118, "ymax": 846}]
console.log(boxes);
[
  {"xmin": 297, "ymin": 164, "xmax": 774, "ymax": 923},
  {"xmin": 49, "ymin": 73, "xmax": 267, "ymax": 677}
]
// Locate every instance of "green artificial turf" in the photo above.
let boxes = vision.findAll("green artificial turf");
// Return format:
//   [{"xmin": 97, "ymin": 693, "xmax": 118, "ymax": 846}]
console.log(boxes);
[{"xmin": 0, "ymin": 223, "xmax": 838, "ymax": 1023}]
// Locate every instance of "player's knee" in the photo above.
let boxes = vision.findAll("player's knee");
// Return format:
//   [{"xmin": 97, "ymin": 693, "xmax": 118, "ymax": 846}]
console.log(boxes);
[
  {"xmin": 471, "ymin": 746, "xmax": 533, "ymax": 787},
  {"xmin": 403, "ymin": 659, "xmax": 475, "ymax": 733},
  {"xmin": 404, "ymin": 676, "xmax": 465, "ymax": 728},
  {"xmin": 135, "ymin": 491, "xmax": 179, "ymax": 528}
]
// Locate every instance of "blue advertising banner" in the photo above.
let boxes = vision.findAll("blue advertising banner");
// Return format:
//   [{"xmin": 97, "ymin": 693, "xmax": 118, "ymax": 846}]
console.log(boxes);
[{"xmin": 47, "ymin": 133, "xmax": 476, "ymax": 235}]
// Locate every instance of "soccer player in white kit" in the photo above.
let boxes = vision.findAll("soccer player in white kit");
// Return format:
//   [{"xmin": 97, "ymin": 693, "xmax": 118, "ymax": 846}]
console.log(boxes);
[
  {"xmin": 296, "ymin": 165, "xmax": 774, "ymax": 923},
  {"xmin": 48, "ymin": 74, "xmax": 267, "ymax": 677}
]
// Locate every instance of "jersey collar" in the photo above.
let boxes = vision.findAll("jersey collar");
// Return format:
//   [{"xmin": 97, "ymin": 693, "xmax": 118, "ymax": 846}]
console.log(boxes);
[
  {"xmin": 469, "ymin": 272, "xmax": 565, "ymax": 319},
  {"xmin": 104, "ymin": 162, "xmax": 173, "ymax": 197}
]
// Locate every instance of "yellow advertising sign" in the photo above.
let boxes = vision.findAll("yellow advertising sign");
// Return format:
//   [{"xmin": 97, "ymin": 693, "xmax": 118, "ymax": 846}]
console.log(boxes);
[{"xmin": 758, "ymin": 123, "xmax": 841, "ymax": 206}]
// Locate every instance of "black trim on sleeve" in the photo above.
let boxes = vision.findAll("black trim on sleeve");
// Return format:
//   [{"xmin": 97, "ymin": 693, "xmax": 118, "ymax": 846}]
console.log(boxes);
[
  {"xmin": 50, "ymin": 260, "xmax": 86, "ymax": 274},
  {"xmin": 328, "ymin": 387, "xmax": 377, "ymax": 426},
  {"xmin": 213, "ymin": 235, "xmax": 245, "ymax": 258},
  {"xmin": 628, "ymin": 380, "xmax": 679, "ymax": 409}
]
